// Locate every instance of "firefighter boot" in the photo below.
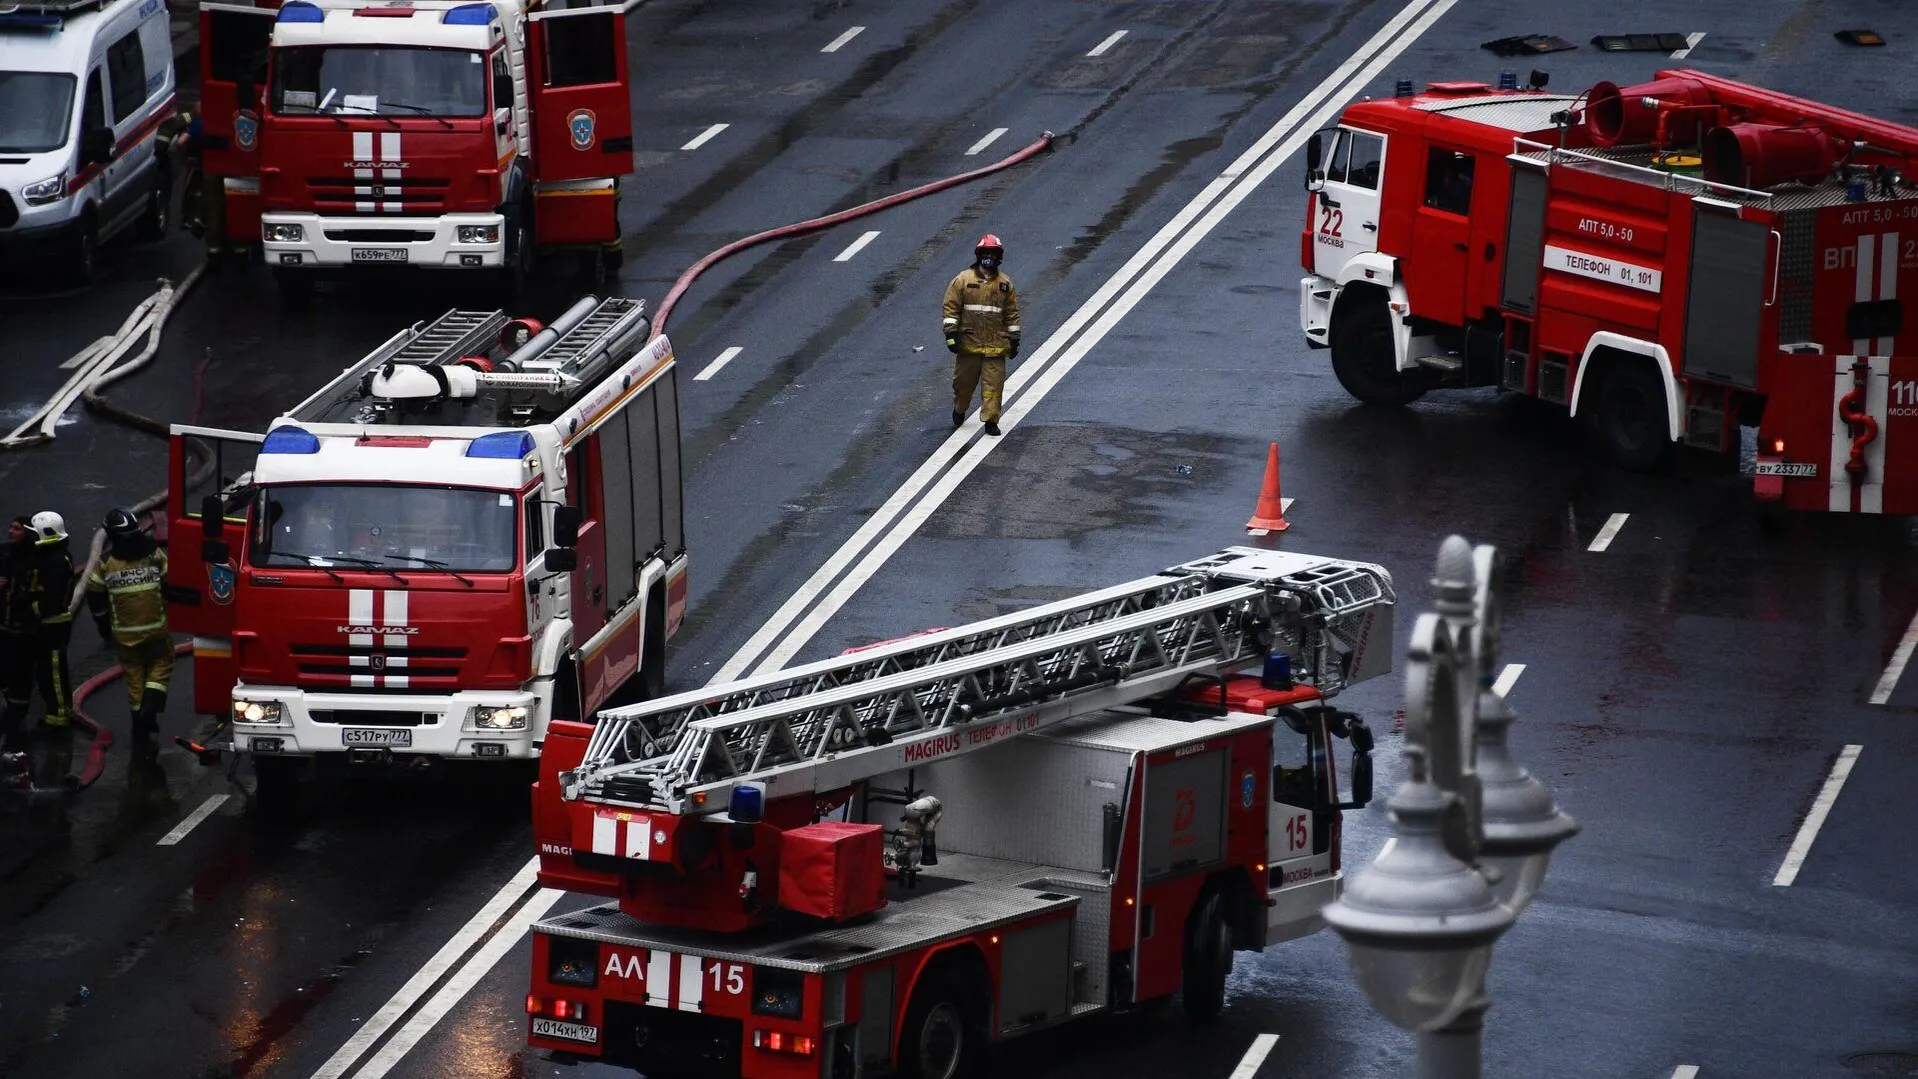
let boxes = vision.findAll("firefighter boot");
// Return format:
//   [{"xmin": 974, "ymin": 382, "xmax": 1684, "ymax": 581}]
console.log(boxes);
[{"xmin": 132, "ymin": 689, "xmax": 163, "ymax": 763}]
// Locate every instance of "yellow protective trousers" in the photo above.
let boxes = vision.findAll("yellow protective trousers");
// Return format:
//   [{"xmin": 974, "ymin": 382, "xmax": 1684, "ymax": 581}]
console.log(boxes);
[
  {"xmin": 117, "ymin": 634, "xmax": 174, "ymax": 712},
  {"xmin": 953, "ymin": 354, "xmax": 1006, "ymax": 423}
]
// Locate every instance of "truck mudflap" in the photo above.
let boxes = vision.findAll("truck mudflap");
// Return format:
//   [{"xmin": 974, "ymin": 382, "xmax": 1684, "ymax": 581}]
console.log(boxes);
[{"xmin": 1756, "ymin": 352, "xmax": 1918, "ymax": 515}]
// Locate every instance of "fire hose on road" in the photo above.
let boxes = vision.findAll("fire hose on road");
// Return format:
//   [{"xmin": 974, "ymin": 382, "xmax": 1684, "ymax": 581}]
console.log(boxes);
[{"xmin": 0, "ymin": 132, "xmax": 1055, "ymax": 789}]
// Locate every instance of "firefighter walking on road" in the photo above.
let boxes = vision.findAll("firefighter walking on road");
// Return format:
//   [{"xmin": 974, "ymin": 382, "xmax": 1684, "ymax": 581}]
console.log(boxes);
[
  {"xmin": 14, "ymin": 512, "xmax": 77, "ymax": 781},
  {"xmin": 943, "ymin": 233, "xmax": 1022, "ymax": 437},
  {"xmin": 87, "ymin": 509, "xmax": 173, "ymax": 761}
]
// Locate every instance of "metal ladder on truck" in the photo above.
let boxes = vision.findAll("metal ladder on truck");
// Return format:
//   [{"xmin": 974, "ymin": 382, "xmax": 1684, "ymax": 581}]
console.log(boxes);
[{"xmin": 560, "ymin": 547, "xmax": 1396, "ymax": 815}]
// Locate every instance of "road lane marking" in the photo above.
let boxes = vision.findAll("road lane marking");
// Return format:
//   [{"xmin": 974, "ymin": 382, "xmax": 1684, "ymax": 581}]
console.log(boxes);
[
  {"xmin": 304, "ymin": 5, "xmax": 1461, "ymax": 1069},
  {"xmin": 719, "ymin": 0, "xmax": 1459, "ymax": 679},
  {"xmin": 1087, "ymin": 29, "xmax": 1128, "ymax": 56},
  {"xmin": 309, "ymin": 861, "xmax": 542, "ymax": 1079},
  {"xmin": 833, "ymin": 230, "xmax": 881, "ymax": 262},
  {"xmin": 1229, "ymin": 1034, "xmax": 1280, "ymax": 1079},
  {"xmin": 694, "ymin": 346, "xmax": 744, "ymax": 382},
  {"xmin": 821, "ymin": 25, "xmax": 864, "ymax": 52},
  {"xmin": 352, "ymin": 887, "xmax": 566, "ymax": 1079},
  {"xmin": 1587, "ymin": 512, "xmax": 1628, "ymax": 552},
  {"xmin": 965, "ymin": 127, "xmax": 1009, "ymax": 156},
  {"xmin": 1669, "ymin": 32, "xmax": 1705, "ymax": 58},
  {"xmin": 1672, "ymin": 1067, "xmax": 1701, "ymax": 1079},
  {"xmin": 680, "ymin": 123, "xmax": 729, "ymax": 151},
  {"xmin": 1869, "ymin": 607, "xmax": 1918, "ymax": 704},
  {"xmin": 1493, "ymin": 663, "xmax": 1525, "ymax": 698},
  {"xmin": 156, "ymin": 794, "xmax": 228, "ymax": 845},
  {"xmin": 1772, "ymin": 744, "xmax": 1862, "ymax": 887}
]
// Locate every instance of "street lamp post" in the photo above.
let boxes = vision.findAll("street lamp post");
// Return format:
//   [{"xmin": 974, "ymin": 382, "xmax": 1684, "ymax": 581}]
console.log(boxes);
[{"xmin": 1324, "ymin": 536, "xmax": 1580, "ymax": 1079}]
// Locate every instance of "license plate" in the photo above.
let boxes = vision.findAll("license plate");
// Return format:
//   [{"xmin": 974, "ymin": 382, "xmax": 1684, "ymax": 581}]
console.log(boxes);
[
  {"xmin": 531, "ymin": 1017, "xmax": 598, "ymax": 1044},
  {"xmin": 1756, "ymin": 461, "xmax": 1818, "ymax": 477},
  {"xmin": 343, "ymin": 727, "xmax": 412, "ymax": 747},
  {"xmin": 350, "ymin": 247, "xmax": 408, "ymax": 263}
]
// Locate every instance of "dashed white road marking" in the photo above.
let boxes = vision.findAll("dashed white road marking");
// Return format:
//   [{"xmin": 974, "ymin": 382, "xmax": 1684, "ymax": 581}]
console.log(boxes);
[
  {"xmin": 1869, "ymin": 608, "xmax": 1918, "ymax": 704},
  {"xmin": 1493, "ymin": 663, "xmax": 1525, "ymax": 698},
  {"xmin": 694, "ymin": 346, "xmax": 744, "ymax": 382},
  {"xmin": 156, "ymin": 794, "xmax": 229, "ymax": 846},
  {"xmin": 1087, "ymin": 29, "xmax": 1128, "ymax": 56},
  {"xmin": 1773, "ymin": 745, "xmax": 1862, "ymax": 887},
  {"xmin": 821, "ymin": 25, "xmax": 864, "ymax": 52},
  {"xmin": 1587, "ymin": 512, "xmax": 1629, "ymax": 552},
  {"xmin": 965, "ymin": 127, "xmax": 1009, "ymax": 156},
  {"xmin": 1669, "ymin": 32, "xmax": 1705, "ymax": 59},
  {"xmin": 833, "ymin": 230, "xmax": 881, "ymax": 262},
  {"xmin": 680, "ymin": 123, "xmax": 729, "ymax": 151},
  {"xmin": 1228, "ymin": 1033, "xmax": 1280, "ymax": 1079},
  {"xmin": 1671, "ymin": 1067, "xmax": 1701, "ymax": 1079}
]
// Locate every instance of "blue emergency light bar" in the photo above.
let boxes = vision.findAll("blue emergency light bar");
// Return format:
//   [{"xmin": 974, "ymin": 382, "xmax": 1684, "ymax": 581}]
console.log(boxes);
[
  {"xmin": 465, "ymin": 430, "xmax": 533, "ymax": 459},
  {"xmin": 0, "ymin": 12, "xmax": 63, "ymax": 29},
  {"xmin": 441, "ymin": 3, "xmax": 496, "ymax": 25},
  {"xmin": 276, "ymin": 2, "xmax": 326, "ymax": 23},
  {"xmin": 261, "ymin": 426, "xmax": 321, "ymax": 454}
]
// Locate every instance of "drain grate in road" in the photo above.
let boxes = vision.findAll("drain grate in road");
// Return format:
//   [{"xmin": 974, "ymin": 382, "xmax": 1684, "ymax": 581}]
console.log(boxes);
[{"xmin": 1843, "ymin": 1050, "xmax": 1918, "ymax": 1076}]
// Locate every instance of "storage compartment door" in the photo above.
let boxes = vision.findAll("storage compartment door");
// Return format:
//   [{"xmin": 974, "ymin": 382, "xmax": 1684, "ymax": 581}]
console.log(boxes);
[{"xmin": 1683, "ymin": 201, "xmax": 1772, "ymax": 388}]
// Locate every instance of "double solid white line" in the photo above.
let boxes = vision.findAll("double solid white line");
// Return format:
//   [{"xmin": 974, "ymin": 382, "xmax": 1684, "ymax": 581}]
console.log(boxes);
[
  {"xmin": 714, "ymin": 0, "xmax": 1459, "ymax": 681},
  {"xmin": 304, "ymin": 3, "xmax": 1460, "ymax": 1073}
]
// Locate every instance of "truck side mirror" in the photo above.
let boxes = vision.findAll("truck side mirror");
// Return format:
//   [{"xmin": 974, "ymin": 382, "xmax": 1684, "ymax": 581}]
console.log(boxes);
[
  {"xmin": 544, "ymin": 547, "xmax": 578, "ymax": 573},
  {"xmin": 1305, "ymin": 132, "xmax": 1324, "ymax": 190},
  {"xmin": 201, "ymin": 538, "xmax": 231, "ymax": 565},
  {"xmin": 200, "ymin": 495, "xmax": 226, "ymax": 538},
  {"xmin": 552, "ymin": 505, "xmax": 581, "ymax": 548},
  {"xmin": 1345, "ymin": 750, "xmax": 1374, "ymax": 808}
]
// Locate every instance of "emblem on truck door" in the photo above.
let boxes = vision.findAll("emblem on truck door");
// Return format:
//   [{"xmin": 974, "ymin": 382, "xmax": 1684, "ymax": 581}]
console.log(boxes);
[
  {"xmin": 567, "ymin": 108, "xmax": 596, "ymax": 151},
  {"xmin": 234, "ymin": 111, "xmax": 259, "ymax": 153}
]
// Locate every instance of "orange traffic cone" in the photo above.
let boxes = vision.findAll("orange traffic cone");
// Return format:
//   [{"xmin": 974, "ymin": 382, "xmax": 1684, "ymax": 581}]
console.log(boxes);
[{"xmin": 1245, "ymin": 442, "xmax": 1292, "ymax": 533}]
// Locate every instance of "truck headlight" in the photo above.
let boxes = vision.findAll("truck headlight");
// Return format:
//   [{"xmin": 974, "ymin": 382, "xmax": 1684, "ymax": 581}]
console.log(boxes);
[
  {"xmin": 456, "ymin": 224, "xmax": 500, "ymax": 244},
  {"xmin": 234, "ymin": 699, "xmax": 287, "ymax": 726},
  {"xmin": 475, "ymin": 705, "xmax": 528, "ymax": 730},
  {"xmin": 21, "ymin": 173, "xmax": 66, "ymax": 206},
  {"xmin": 264, "ymin": 222, "xmax": 304, "ymax": 242}
]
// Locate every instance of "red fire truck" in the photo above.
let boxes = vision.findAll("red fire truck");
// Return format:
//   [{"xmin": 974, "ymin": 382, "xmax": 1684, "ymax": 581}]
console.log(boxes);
[
  {"xmin": 525, "ymin": 547, "xmax": 1394, "ymax": 1077},
  {"xmin": 196, "ymin": 0, "xmax": 638, "ymax": 299},
  {"xmin": 1299, "ymin": 68, "xmax": 1918, "ymax": 516},
  {"xmin": 163, "ymin": 295, "xmax": 686, "ymax": 808}
]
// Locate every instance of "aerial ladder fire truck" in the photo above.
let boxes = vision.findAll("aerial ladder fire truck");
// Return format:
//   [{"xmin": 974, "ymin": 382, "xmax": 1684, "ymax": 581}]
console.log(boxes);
[
  {"xmin": 525, "ymin": 547, "xmax": 1394, "ymax": 1078},
  {"xmin": 1299, "ymin": 68, "xmax": 1918, "ymax": 516},
  {"xmin": 162, "ymin": 294, "xmax": 687, "ymax": 809},
  {"xmin": 195, "ymin": 0, "xmax": 639, "ymax": 299}
]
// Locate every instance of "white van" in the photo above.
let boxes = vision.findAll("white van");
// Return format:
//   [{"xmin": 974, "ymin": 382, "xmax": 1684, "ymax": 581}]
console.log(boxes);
[{"xmin": 0, "ymin": 0, "xmax": 176, "ymax": 283}]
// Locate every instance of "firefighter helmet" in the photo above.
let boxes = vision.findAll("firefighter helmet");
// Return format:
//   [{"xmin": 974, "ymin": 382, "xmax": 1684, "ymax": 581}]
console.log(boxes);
[
  {"xmin": 28, "ymin": 510, "xmax": 67, "ymax": 541},
  {"xmin": 974, "ymin": 233, "xmax": 1004, "ymax": 261},
  {"xmin": 103, "ymin": 507, "xmax": 141, "ymax": 538}
]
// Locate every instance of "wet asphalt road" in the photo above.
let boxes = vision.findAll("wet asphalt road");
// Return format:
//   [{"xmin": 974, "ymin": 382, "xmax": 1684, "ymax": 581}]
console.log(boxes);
[{"xmin": 4, "ymin": 0, "xmax": 1918, "ymax": 1077}]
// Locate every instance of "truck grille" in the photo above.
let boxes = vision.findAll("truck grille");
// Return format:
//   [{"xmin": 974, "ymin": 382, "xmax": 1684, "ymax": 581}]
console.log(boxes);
[
  {"xmin": 289, "ymin": 643, "xmax": 466, "ymax": 688},
  {"xmin": 309, "ymin": 709, "xmax": 434, "ymax": 727},
  {"xmin": 305, "ymin": 176, "xmax": 451, "ymax": 213},
  {"xmin": 322, "ymin": 228, "xmax": 437, "ymax": 243}
]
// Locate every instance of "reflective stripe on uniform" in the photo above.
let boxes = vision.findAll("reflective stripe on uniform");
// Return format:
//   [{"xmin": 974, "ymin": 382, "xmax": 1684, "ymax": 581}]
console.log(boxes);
[
  {"xmin": 963, "ymin": 303, "xmax": 1003, "ymax": 313},
  {"xmin": 942, "ymin": 317, "xmax": 958, "ymax": 327},
  {"xmin": 114, "ymin": 620, "xmax": 168, "ymax": 635},
  {"xmin": 107, "ymin": 582, "xmax": 162, "ymax": 595},
  {"xmin": 1006, "ymin": 324, "xmax": 1020, "ymax": 334}
]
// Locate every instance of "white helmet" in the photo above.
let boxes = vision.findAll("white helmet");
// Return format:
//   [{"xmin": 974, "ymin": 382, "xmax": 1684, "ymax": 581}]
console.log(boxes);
[{"xmin": 28, "ymin": 510, "xmax": 66, "ymax": 541}]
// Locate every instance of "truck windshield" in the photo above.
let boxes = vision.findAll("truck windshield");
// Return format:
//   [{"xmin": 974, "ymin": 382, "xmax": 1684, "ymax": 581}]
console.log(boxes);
[
  {"xmin": 0, "ymin": 72, "xmax": 76, "ymax": 152},
  {"xmin": 271, "ymin": 46, "xmax": 487, "ymax": 118},
  {"xmin": 251, "ymin": 484, "xmax": 517, "ymax": 574}
]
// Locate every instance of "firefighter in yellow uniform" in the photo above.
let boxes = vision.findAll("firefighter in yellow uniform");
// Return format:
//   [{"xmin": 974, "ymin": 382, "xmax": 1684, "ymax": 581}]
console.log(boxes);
[
  {"xmin": 86, "ymin": 509, "xmax": 173, "ymax": 761},
  {"xmin": 942, "ymin": 233, "xmax": 1022, "ymax": 437}
]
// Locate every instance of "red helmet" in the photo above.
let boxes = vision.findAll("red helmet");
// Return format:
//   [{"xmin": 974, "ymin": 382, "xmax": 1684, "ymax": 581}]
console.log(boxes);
[{"xmin": 974, "ymin": 233, "xmax": 1004, "ymax": 260}]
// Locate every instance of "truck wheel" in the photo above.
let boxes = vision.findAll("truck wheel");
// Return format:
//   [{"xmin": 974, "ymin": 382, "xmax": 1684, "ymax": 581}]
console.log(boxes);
[
  {"xmin": 498, "ymin": 205, "xmax": 533, "ymax": 302},
  {"xmin": 254, "ymin": 757, "xmax": 301, "ymax": 822},
  {"xmin": 1331, "ymin": 295, "xmax": 1425, "ymax": 405},
  {"xmin": 1181, "ymin": 890, "xmax": 1233, "ymax": 1023},
  {"xmin": 898, "ymin": 974, "xmax": 982, "ymax": 1079},
  {"xmin": 64, "ymin": 216, "xmax": 99, "ymax": 286},
  {"xmin": 1587, "ymin": 360, "xmax": 1673, "ymax": 471}
]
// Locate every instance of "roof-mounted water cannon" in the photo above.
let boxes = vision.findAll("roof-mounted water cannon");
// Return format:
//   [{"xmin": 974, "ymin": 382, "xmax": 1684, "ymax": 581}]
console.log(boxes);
[
  {"xmin": 1702, "ymin": 123, "xmax": 1847, "ymax": 188},
  {"xmin": 1586, "ymin": 75, "xmax": 1718, "ymax": 148}
]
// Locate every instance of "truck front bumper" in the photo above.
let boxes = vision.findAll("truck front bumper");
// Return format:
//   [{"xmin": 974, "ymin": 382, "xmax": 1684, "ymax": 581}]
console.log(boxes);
[
  {"xmin": 261, "ymin": 211, "xmax": 505, "ymax": 270},
  {"xmin": 231, "ymin": 686, "xmax": 539, "ymax": 760}
]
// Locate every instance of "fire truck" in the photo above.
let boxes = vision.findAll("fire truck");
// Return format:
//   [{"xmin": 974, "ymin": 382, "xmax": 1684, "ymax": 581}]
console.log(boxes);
[
  {"xmin": 1298, "ymin": 68, "xmax": 1918, "ymax": 516},
  {"xmin": 525, "ymin": 547, "xmax": 1393, "ymax": 1077},
  {"xmin": 162, "ymin": 295, "xmax": 687, "ymax": 807},
  {"xmin": 196, "ymin": 0, "xmax": 639, "ymax": 299}
]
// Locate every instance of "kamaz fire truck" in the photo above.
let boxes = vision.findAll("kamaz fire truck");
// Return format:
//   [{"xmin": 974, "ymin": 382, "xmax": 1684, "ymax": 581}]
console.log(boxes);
[
  {"xmin": 1299, "ymin": 68, "xmax": 1918, "ymax": 516},
  {"xmin": 524, "ymin": 547, "xmax": 1393, "ymax": 1077},
  {"xmin": 162, "ymin": 295, "xmax": 687, "ymax": 807},
  {"xmin": 196, "ymin": 0, "xmax": 639, "ymax": 298}
]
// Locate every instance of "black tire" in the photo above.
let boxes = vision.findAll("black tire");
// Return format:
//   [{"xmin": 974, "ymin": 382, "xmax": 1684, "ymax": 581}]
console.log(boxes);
[
  {"xmin": 1181, "ymin": 890, "xmax": 1233, "ymax": 1023},
  {"xmin": 136, "ymin": 176, "xmax": 170, "ymax": 242},
  {"xmin": 65, "ymin": 215, "xmax": 99, "ymax": 286},
  {"xmin": 274, "ymin": 267, "xmax": 314, "ymax": 306},
  {"xmin": 1586, "ymin": 360, "xmax": 1673, "ymax": 471},
  {"xmin": 1330, "ymin": 294, "xmax": 1425, "ymax": 405},
  {"xmin": 497, "ymin": 204, "xmax": 533, "ymax": 302},
  {"xmin": 254, "ymin": 756, "xmax": 301, "ymax": 823},
  {"xmin": 898, "ymin": 974, "xmax": 983, "ymax": 1079}
]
